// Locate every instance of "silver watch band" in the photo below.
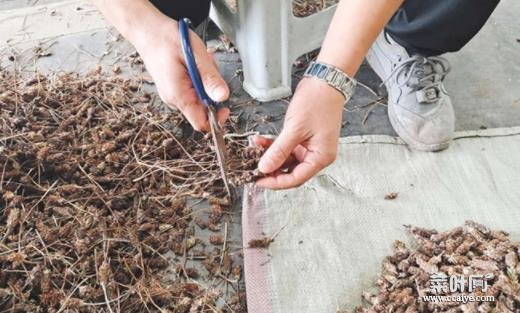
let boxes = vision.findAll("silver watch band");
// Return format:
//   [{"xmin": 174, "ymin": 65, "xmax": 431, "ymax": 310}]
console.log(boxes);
[{"xmin": 303, "ymin": 61, "xmax": 357, "ymax": 100}]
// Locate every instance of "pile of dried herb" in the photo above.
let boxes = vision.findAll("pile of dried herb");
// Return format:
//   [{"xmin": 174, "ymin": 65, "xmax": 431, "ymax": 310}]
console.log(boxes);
[
  {"xmin": 223, "ymin": 0, "xmax": 339, "ymax": 17},
  {"xmin": 352, "ymin": 221, "xmax": 520, "ymax": 312},
  {"xmin": 293, "ymin": 0, "xmax": 339, "ymax": 17},
  {"xmin": 0, "ymin": 69, "xmax": 259, "ymax": 312}
]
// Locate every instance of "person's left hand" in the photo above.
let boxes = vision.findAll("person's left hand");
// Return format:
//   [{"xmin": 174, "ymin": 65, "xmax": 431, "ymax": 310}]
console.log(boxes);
[{"xmin": 254, "ymin": 77, "xmax": 346, "ymax": 189}]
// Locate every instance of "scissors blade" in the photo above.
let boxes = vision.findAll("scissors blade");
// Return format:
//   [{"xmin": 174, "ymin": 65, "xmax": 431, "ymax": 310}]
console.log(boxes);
[{"xmin": 207, "ymin": 107, "xmax": 232, "ymax": 197}]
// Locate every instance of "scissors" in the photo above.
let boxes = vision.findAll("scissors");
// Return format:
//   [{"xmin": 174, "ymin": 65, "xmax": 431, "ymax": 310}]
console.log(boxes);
[{"xmin": 178, "ymin": 18, "xmax": 232, "ymax": 197}]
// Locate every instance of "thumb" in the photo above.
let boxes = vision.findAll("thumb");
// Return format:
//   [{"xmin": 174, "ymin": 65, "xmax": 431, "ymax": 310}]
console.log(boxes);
[
  {"xmin": 258, "ymin": 129, "xmax": 301, "ymax": 174},
  {"xmin": 196, "ymin": 49, "xmax": 229, "ymax": 102}
]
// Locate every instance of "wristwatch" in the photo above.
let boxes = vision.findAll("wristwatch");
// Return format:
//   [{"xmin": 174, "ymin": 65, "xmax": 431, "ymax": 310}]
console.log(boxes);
[{"xmin": 303, "ymin": 61, "xmax": 357, "ymax": 100}]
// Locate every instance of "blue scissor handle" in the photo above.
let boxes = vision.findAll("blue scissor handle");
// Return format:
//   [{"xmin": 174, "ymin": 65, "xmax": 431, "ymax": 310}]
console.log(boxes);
[{"xmin": 179, "ymin": 18, "xmax": 224, "ymax": 110}]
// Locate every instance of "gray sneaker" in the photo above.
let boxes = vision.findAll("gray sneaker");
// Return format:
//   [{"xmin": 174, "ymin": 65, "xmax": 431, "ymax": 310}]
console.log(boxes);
[{"xmin": 366, "ymin": 32, "xmax": 454, "ymax": 152}]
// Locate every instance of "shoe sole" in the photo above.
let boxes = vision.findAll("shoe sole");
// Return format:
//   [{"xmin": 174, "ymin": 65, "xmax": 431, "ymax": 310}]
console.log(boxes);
[{"xmin": 387, "ymin": 103, "xmax": 451, "ymax": 152}]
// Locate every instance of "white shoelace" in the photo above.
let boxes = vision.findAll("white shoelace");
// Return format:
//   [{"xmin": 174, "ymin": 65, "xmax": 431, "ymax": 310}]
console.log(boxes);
[{"xmin": 383, "ymin": 55, "xmax": 451, "ymax": 104}]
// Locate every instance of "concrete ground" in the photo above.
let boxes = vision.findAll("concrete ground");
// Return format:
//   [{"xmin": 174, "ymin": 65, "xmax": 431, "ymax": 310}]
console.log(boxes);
[
  {"xmin": 1, "ymin": 0, "xmax": 519, "ymax": 134},
  {"xmin": 1, "ymin": 0, "xmax": 519, "ymax": 309}
]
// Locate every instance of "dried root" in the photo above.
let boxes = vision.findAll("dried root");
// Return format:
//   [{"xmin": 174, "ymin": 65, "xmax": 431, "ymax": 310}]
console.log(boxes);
[
  {"xmin": 248, "ymin": 237, "xmax": 274, "ymax": 249},
  {"xmin": 0, "ymin": 69, "xmax": 256, "ymax": 312},
  {"xmin": 353, "ymin": 221, "xmax": 520, "ymax": 312}
]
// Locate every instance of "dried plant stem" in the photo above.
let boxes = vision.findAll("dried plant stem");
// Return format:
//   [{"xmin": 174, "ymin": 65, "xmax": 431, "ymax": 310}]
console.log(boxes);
[{"xmin": 0, "ymin": 69, "xmax": 254, "ymax": 312}]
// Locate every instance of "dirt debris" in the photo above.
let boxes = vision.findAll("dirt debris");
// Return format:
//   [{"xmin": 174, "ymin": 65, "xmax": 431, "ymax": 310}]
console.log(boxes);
[
  {"xmin": 352, "ymin": 221, "xmax": 520, "ymax": 312},
  {"xmin": 0, "ymin": 69, "xmax": 259, "ymax": 312},
  {"xmin": 384, "ymin": 192, "xmax": 399, "ymax": 200}
]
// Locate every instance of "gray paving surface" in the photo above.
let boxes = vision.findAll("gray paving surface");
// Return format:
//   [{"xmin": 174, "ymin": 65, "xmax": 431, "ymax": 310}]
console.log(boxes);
[
  {"xmin": 1, "ymin": 0, "xmax": 518, "ymax": 310},
  {"xmin": 0, "ymin": 0, "xmax": 61, "ymax": 10},
  {"xmin": 2, "ymin": 0, "xmax": 519, "ymax": 136}
]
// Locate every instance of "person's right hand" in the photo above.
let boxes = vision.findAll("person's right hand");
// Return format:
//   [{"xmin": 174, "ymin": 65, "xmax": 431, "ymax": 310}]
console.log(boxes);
[{"xmin": 136, "ymin": 19, "xmax": 230, "ymax": 131}]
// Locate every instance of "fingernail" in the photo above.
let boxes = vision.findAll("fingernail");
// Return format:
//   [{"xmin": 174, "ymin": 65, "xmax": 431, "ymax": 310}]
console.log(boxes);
[
  {"xmin": 258, "ymin": 158, "xmax": 268, "ymax": 174},
  {"xmin": 211, "ymin": 86, "xmax": 227, "ymax": 101}
]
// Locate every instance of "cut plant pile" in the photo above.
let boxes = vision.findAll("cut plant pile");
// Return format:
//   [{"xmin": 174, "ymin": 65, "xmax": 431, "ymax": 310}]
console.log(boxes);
[
  {"xmin": 0, "ymin": 69, "xmax": 261, "ymax": 312},
  {"xmin": 293, "ymin": 0, "xmax": 339, "ymax": 17},
  {"xmin": 223, "ymin": 0, "xmax": 339, "ymax": 17},
  {"xmin": 352, "ymin": 221, "xmax": 520, "ymax": 312}
]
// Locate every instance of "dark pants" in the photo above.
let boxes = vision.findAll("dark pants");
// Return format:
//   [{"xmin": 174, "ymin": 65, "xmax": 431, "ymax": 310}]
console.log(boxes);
[
  {"xmin": 151, "ymin": 0, "xmax": 500, "ymax": 56},
  {"xmin": 386, "ymin": 0, "xmax": 500, "ymax": 56},
  {"xmin": 150, "ymin": 0, "xmax": 211, "ymax": 27}
]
